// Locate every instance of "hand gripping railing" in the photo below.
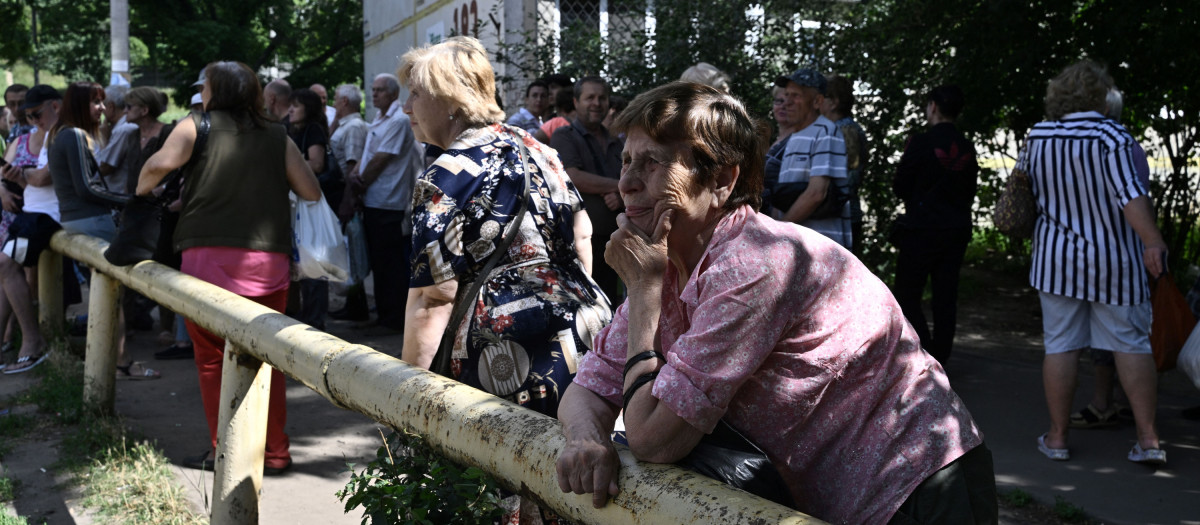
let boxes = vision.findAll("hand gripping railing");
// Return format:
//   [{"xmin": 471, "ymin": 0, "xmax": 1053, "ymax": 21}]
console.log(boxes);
[{"xmin": 43, "ymin": 230, "xmax": 822, "ymax": 525}]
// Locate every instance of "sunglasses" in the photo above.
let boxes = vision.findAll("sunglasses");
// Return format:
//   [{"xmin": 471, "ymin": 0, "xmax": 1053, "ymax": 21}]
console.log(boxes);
[{"xmin": 27, "ymin": 108, "xmax": 44, "ymax": 120}]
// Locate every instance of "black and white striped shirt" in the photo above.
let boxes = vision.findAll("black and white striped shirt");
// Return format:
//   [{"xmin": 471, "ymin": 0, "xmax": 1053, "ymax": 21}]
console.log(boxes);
[{"xmin": 1017, "ymin": 111, "xmax": 1149, "ymax": 305}]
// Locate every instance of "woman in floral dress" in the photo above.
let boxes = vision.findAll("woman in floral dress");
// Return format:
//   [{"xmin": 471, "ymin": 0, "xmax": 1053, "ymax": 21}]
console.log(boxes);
[{"xmin": 398, "ymin": 36, "xmax": 611, "ymax": 419}]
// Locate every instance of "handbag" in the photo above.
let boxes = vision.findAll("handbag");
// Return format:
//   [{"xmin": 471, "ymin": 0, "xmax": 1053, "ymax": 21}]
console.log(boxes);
[
  {"xmin": 291, "ymin": 193, "xmax": 350, "ymax": 282},
  {"xmin": 103, "ymin": 112, "xmax": 210, "ymax": 266},
  {"xmin": 770, "ymin": 180, "xmax": 847, "ymax": 220},
  {"xmin": 301, "ymin": 131, "xmax": 344, "ymax": 211},
  {"xmin": 2, "ymin": 212, "xmax": 62, "ymax": 267},
  {"xmin": 993, "ymin": 169, "xmax": 1037, "ymax": 238},
  {"xmin": 1150, "ymin": 272, "xmax": 1198, "ymax": 372},
  {"xmin": 429, "ymin": 140, "xmax": 532, "ymax": 377},
  {"xmin": 677, "ymin": 420, "xmax": 795, "ymax": 508}
]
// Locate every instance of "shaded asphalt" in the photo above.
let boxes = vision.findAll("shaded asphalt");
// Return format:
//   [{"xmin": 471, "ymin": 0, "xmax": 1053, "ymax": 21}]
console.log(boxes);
[{"xmin": 3, "ymin": 277, "xmax": 1199, "ymax": 524}]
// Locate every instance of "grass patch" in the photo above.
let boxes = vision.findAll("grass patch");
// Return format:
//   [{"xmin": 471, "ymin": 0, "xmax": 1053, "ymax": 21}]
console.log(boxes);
[
  {"xmin": 1053, "ymin": 495, "xmax": 1090, "ymax": 522},
  {"xmin": 0, "ymin": 512, "xmax": 28, "ymax": 525},
  {"xmin": 78, "ymin": 440, "xmax": 205, "ymax": 525},
  {"xmin": 0, "ymin": 475, "xmax": 17, "ymax": 501},
  {"xmin": 3, "ymin": 341, "xmax": 204, "ymax": 524},
  {"xmin": 999, "ymin": 487, "xmax": 1033, "ymax": 508}
]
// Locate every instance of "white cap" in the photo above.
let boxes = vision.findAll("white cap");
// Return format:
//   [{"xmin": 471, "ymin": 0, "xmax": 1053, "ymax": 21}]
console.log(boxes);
[{"xmin": 190, "ymin": 93, "xmax": 203, "ymax": 106}]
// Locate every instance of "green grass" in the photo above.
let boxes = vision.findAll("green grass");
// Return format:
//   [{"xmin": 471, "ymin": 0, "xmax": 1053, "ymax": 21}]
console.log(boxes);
[
  {"xmin": 2, "ymin": 341, "xmax": 204, "ymax": 524},
  {"xmin": 999, "ymin": 487, "xmax": 1033, "ymax": 508},
  {"xmin": 0, "ymin": 475, "xmax": 17, "ymax": 502},
  {"xmin": 1053, "ymin": 495, "xmax": 1090, "ymax": 522},
  {"xmin": 0, "ymin": 512, "xmax": 28, "ymax": 525}
]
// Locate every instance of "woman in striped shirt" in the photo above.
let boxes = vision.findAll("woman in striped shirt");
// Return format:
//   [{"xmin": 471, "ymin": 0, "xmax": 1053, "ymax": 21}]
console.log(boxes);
[{"xmin": 1018, "ymin": 60, "xmax": 1168, "ymax": 465}]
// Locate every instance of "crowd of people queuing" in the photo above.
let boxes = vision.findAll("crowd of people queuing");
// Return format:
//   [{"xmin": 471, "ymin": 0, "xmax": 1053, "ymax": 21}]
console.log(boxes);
[{"xmin": 0, "ymin": 34, "xmax": 1185, "ymax": 523}]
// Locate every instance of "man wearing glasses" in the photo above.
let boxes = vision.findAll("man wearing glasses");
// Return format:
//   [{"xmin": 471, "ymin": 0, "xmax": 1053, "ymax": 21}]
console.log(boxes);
[{"xmin": 4, "ymin": 84, "xmax": 33, "ymax": 143}]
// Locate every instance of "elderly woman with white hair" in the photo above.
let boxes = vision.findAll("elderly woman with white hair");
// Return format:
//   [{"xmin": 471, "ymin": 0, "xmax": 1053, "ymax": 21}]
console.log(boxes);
[{"xmin": 398, "ymin": 36, "xmax": 611, "ymax": 421}]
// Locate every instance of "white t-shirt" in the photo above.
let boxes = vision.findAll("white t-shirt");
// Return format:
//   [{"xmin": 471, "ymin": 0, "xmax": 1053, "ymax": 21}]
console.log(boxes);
[{"xmin": 24, "ymin": 146, "xmax": 61, "ymax": 221}]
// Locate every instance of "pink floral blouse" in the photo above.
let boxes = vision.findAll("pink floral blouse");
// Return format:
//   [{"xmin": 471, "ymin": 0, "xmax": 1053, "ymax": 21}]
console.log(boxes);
[{"xmin": 574, "ymin": 205, "xmax": 983, "ymax": 524}]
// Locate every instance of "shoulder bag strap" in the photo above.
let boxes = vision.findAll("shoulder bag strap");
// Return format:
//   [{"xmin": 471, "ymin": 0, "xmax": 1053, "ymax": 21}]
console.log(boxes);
[
  {"xmin": 159, "ymin": 112, "xmax": 210, "ymax": 204},
  {"xmin": 430, "ymin": 139, "xmax": 532, "ymax": 377}
]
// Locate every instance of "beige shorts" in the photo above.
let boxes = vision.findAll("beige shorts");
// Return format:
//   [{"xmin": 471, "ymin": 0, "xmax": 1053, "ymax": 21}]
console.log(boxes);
[{"xmin": 1039, "ymin": 292, "xmax": 1151, "ymax": 355}]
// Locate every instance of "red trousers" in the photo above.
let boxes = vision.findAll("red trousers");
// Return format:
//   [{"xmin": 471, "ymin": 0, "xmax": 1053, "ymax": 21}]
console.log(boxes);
[{"xmin": 185, "ymin": 287, "xmax": 290, "ymax": 462}]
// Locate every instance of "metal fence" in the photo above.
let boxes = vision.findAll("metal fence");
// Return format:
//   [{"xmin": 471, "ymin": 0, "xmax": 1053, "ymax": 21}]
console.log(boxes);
[{"xmin": 43, "ymin": 230, "xmax": 821, "ymax": 524}]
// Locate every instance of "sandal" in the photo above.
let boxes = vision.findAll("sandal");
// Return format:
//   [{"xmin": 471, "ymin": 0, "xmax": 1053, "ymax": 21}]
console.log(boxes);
[
  {"xmin": 1037, "ymin": 433, "xmax": 1070, "ymax": 461},
  {"xmin": 1128, "ymin": 443, "xmax": 1167, "ymax": 465},
  {"xmin": 1068, "ymin": 403, "xmax": 1119, "ymax": 428},
  {"xmin": 3, "ymin": 353, "xmax": 49, "ymax": 375},
  {"xmin": 116, "ymin": 361, "xmax": 162, "ymax": 380}
]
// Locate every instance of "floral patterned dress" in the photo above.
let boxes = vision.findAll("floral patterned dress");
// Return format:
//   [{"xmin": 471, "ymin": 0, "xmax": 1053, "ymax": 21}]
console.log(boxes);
[{"xmin": 410, "ymin": 124, "xmax": 612, "ymax": 417}]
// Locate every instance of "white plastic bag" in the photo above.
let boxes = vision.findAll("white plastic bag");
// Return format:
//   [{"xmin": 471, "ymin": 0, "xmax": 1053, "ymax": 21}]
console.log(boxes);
[
  {"xmin": 291, "ymin": 193, "xmax": 349, "ymax": 282},
  {"xmin": 1179, "ymin": 323, "xmax": 1200, "ymax": 390}
]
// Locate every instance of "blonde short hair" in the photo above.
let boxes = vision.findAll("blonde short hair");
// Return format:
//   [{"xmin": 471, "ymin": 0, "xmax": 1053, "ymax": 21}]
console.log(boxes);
[
  {"xmin": 398, "ymin": 36, "xmax": 505, "ymax": 127},
  {"xmin": 1044, "ymin": 60, "xmax": 1112, "ymax": 121}
]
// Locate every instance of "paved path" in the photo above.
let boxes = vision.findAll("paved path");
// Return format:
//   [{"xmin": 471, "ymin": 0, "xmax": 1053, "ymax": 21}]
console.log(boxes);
[
  {"xmin": 948, "ymin": 350, "xmax": 1200, "ymax": 525},
  {"xmin": 5, "ymin": 277, "xmax": 1200, "ymax": 524}
]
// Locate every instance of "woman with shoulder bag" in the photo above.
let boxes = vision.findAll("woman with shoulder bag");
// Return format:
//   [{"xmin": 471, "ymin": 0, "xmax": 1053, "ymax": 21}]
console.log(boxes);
[
  {"xmin": 400, "ymin": 36, "xmax": 612, "ymax": 524},
  {"xmin": 49, "ymin": 81, "xmax": 159, "ymax": 380},
  {"xmin": 286, "ymin": 88, "xmax": 338, "ymax": 329},
  {"xmin": 138, "ymin": 61, "xmax": 322, "ymax": 475}
]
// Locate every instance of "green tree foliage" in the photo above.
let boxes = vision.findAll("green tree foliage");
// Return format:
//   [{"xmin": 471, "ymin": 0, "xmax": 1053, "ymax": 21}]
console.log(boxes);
[
  {"xmin": 1, "ymin": 0, "xmax": 363, "ymax": 104},
  {"xmin": 833, "ymin": 0, "xmax": 1200, "ymax": 270},
  {"xmin": 130, "ymin": 0, "xmax": 363, "ymax": 103},
  {"xmin": 0, "ymin": 0, "xmax": 110, "ymax": 83},
  {"xmin": 495, "ymin": 0, "xmax": 1199, "ymax": 273}
]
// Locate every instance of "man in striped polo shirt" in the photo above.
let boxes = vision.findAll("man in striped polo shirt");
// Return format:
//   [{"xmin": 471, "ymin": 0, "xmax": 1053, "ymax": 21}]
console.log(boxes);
[
  {"xmin": 1020, "ymin": 60, "xmax": 1168, "ymax": 466},
  {"xmin": 769, "ymin": 68, "xmax": 851, "ymax": 248}
]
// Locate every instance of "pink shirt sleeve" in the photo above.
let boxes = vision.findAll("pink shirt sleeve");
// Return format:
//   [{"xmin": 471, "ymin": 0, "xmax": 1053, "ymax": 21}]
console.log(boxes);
[
  {"xmin": 574, "ymin": 301, "xmax": 630, "ymax": 406},
  {"xmin": 651, "ymin": 249, "xmax": 794, "ymax": 434}
]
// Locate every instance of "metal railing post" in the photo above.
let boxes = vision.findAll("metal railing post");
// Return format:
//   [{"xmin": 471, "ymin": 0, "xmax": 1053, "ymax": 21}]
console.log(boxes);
[
  {"xmin": 211, "ymin": 341, "xmax": 270, "ymax": 525},
  {"xmin": 36, "ymin": 249, "xmax": 63, "ymax": 334},
  {"xmin": 82, "ymin": 270, "xmax": 120, "ymax": 413}
]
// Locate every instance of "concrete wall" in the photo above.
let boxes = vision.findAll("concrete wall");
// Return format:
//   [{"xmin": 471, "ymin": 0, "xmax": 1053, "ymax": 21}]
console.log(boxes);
[{"xmin": 363, "ymin": 0, "xmax": 555, "ymax": 119}]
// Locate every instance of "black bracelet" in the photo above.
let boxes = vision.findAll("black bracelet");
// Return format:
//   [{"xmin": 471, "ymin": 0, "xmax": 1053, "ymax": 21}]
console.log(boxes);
[
  {"xmin": 623, "ymin": 350, "xmax": 665, "ymax": 379},
  {"xmin": 622, "ymin": 371, "xmax": 659, "ymax": 410}
]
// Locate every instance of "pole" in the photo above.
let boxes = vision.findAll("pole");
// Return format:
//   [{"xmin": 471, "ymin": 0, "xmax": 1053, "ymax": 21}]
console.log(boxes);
[
  {"xmin": 110, "ymin": 0, "xmax": 130, "ymax": 85},
  {"xmin": 211, "ymin": 341, "xmax": 271, "ymax": 524},
  {"xmin": 82, "ymin": 271, "xmax": 120, "ymax": 414}
]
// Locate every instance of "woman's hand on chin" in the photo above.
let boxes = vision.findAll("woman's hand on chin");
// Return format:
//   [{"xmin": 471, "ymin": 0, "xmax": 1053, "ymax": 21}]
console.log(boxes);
[{"xmin": 605, "ymin": 209, "xmax": 673, "ymax": 289}]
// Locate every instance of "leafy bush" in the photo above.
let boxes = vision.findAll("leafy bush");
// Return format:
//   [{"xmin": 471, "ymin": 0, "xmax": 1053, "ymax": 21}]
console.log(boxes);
[{"xmin": 337, "ymin": 429, "xmax": 506, "ymax": 525}]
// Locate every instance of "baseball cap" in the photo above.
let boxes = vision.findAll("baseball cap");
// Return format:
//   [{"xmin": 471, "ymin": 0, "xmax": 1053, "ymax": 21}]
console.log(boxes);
[
  {"xmin": 774, "ymin": 68, "xmax": 827, "ymax": 95},
  {"xmin": 20, "ymin": 85, "xmax": 62, "ymax": 110},
  {"xmin": 191, "ymin": 68, "xmax": 206, "ymax": 88}
]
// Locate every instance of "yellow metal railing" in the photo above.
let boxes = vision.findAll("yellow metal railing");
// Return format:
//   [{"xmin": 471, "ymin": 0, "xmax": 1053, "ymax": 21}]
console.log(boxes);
[{"xmin": 43, "ymin": 230, "xmax": 821, "ymax": 525}]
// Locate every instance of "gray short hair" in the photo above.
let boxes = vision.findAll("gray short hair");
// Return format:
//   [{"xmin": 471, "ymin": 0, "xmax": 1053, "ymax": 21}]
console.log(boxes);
[
  {"xmin": 1105, "ymin": 88, "xmax": 1123, "ymax": 122},
  {"xmin": 336, "ymin": 84, "xmax": 362, "ymax": 110},
  {"xmin": 104, "ymin": 85, "xmax": 129, "ymax": 107},
  {"xmin": 374, "ymin": 73, "xmax": 400, "ymax": 97}
]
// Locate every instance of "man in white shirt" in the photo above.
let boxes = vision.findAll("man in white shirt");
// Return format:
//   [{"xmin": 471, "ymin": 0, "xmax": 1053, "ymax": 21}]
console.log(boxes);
[
  {"xmin": 345, "ymin": 74, "xmax": 424, "ymax": 332},
  {"xmin": 311, "ymin": 83, "xmax": 338, "ymax": 129},
  {"xmin": 328, "ymin": 83, "xmax": 371, "ymax": 321}
]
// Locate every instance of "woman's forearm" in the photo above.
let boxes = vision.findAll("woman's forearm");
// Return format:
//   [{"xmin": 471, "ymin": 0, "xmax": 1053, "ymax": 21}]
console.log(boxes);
[
  {"xmin": 401, "ymin": 281, "xmax": 459, "ymax": 369},
  {"xmin": 573, "ymin": 209, "xmax": 593, "ymax": 275}
]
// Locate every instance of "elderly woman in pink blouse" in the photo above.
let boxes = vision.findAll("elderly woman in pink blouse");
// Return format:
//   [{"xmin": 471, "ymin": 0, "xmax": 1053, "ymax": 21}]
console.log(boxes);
[{"xmin": 554, "ymin": 82, "xmax": 997, "ymax": 525}]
